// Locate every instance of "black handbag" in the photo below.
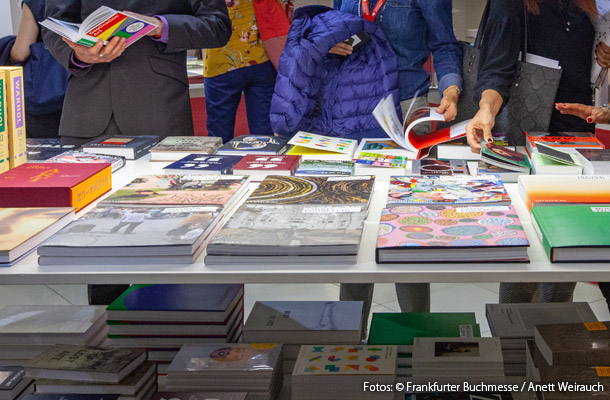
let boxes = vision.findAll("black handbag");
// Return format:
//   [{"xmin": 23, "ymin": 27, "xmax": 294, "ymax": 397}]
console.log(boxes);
[{"xmin": 455, "ymin": 1, "xmax": 562, "ymax": 145}]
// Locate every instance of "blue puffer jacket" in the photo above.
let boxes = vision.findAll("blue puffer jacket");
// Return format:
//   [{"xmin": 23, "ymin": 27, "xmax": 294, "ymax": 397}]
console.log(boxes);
[{"xmin": 270, "ymin": 6, "xmax": 400, "ymax": 140}]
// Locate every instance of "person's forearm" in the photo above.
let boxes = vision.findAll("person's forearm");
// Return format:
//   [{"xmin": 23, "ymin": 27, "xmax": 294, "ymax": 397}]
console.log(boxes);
[
  {"xmin": 10, "ymin": 4, "xmax": 38, "ymax": 63},
  {"xmin": 479, "ymin": 89, "xmax": 503, "ymax": 118}
]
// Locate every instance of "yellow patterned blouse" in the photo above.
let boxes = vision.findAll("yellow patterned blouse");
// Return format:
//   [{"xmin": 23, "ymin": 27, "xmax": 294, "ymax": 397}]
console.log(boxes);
[{"xmin": 203, "ymin": 0, "xmax": 269, "ymax": 78}]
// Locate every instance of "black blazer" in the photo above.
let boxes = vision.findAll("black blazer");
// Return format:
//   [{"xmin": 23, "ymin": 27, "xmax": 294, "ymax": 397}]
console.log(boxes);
[{"xmin": 43, "ymin": 0, "xmax": 231, "ymax": 140}]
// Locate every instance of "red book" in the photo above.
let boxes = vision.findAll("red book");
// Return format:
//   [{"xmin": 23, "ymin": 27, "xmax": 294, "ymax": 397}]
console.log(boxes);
[
  {"xmin": 232, "ymin": 155, "xmax": 301, "ymax": 180},
  {"xmin": 0, "ymin": 163, "xmax": 112, "ymax": 211}
]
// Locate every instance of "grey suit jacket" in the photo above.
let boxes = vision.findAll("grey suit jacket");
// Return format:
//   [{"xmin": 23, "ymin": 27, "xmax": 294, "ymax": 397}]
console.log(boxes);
[{"xmin": 43, "ymin": 0, "xmax": 231, "ymax": 140}]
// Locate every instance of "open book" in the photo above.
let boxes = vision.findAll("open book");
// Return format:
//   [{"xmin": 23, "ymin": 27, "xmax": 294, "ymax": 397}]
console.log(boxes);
[
  {"xmin": 41, "ymin": 6, "xmax": 157, "ymax": 48},
  {"xmin": 372, "ymin": 94, "xmax": 470, "ymax": 159}
]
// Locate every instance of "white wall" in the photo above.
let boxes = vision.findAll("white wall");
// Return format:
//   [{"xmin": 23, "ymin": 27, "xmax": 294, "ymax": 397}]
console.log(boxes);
[{"xmin": 0, "ymin": 1, "xmax": 15, "ymax": 37}]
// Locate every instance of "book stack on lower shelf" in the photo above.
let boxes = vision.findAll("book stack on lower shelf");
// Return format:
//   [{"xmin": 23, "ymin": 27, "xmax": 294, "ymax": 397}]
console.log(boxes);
[
  {"xmin": 104, "ymin": 284, "xmax": 244, "ymax": 386},
  {"xmin": 0, "ymin": 367, "xmax": 34, "ymax": 400},
  {"xmin": 165, "ymin": 343, "xmax": 283, "ymax": 400},
  {"xmin": 292, "ymin": 345, "xmax": 397, "ymax": 400},
  {"xmin": 0, "ymin": 305, "xmax": 107, "ymax": 367},
  {"xmin": 411, "ymin": 337, "xmax": 505, "ymax": 385},
  {"xmin": 25, "ymin": 345, "xmax": 155, "ymax": 400},
  {"xmin": 486, "ymin": 302, "xmax": 597, "ymax": 377},
  {"xmin": 531, "ymin": 321, "xmax": 610, "ymax": 399},
  {"xmin": 243, "ymin": 301, "xmax": 363, "ymax": 379}
]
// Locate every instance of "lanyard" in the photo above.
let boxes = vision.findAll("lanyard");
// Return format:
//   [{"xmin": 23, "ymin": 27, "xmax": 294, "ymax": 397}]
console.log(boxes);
[{"xmin": 361, "ymin": 0, "xmax": 387, "ymax": 22}]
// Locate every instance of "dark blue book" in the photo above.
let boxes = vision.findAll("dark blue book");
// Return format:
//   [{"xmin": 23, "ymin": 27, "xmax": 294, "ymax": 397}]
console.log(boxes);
[
  {"xmin": 23, "ymin": 395, "xmax": 119, "ymax": 400},
  {"xmin": 216, "ymin": 135, "xmax": 288, "ymax": 156},
  {"xmin": 81, "ymin": 135, "xmax": 159, "ymax": 160},
  {"xmin": 0, "ymin": 367, "xmax": 33, "ymax": 399},
  {"xmin": 26, "ymin": 138, "xmax": 78, "ymax": 161},
  {"xmin": 164, "ymin": 154, "xmax": 243, "ymax": 175}
]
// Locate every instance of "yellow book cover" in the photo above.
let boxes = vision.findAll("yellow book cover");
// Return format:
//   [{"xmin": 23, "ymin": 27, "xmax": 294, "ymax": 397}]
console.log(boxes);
[
  {"xmin": 287, "ymin": 145, "xmax": 341, "ymax": 157},
  {"xmin": 0, "ymin": 67, "xmax": 27, "ymax": 169},
  {"xmin": 0, "ymin": 73, "xmax": 9, "ymax": 173}
]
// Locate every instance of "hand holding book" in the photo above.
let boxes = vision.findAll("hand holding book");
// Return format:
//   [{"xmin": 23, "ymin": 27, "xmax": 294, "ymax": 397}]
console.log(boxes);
[
  {"xmin": 121, "ymin": 12, "xmax": 163, "ymax": 37},
  {"xmin": 63, "ymin": 36, "xmax": 126, "ymax": 64}
]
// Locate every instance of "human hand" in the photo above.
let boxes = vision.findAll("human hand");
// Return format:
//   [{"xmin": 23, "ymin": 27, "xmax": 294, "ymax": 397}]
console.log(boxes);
[
  {"xmin": 436, "ymin": 86, "xmax": 459, "ymax": 122},
  {"xmin": 597, "ymin": 42, "xmax": 610, "ymax": 69},
  {"xmin": 466, "ymin": 105, "xmax": 495, "ymax": 153},
  {"xmin": 555, "ymin": 103, "xmax": 610, "ymax": 124},
  {"xmin": 122, "ymin": 11, "xmax": 163, "ymax": 37},
  {"xmin": 329, "ymin": 42, "xmax": 353, "ymax": 56},
  {"xmin": 63, "ymin": 36, "xmax": 126, "ymax": 64}
]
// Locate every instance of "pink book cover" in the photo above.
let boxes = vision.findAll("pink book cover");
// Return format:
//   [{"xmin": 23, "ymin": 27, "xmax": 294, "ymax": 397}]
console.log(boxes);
[{"xmin": 376, "ymin": 205, "xmax": 529, "ymax": 249}]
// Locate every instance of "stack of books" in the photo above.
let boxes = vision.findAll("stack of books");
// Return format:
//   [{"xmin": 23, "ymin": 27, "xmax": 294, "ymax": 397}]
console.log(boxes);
[
  {"xmin": 292, "ymin": 345, "xmax": 396, "ymax": 400},
  {"xmin": 0, "ymin": 367, "xmax": 34, "ymax": 400},
  {"xmin": 0, "ymin": 306, "xmax": 107, "ymax": 367},
  {"xmin": 25, "ymin": 345, "xmax": 155, "ymax": 400},
  {"xmin": 104, "ymin": 284, "xmax": 244, "ymax": 382},
  {"xmin": 38, "ymin": 175, "xmax": 250, "ymax": 265},
  {"xmin": 148, "ymin": 136, "xmax": 223, "ymax": 162},
  {"xmin": 576, "ymin": 148, "xmax": 610, "ymax": 175},
  {"xmin": 165, "ymin": 343, "xmax": 283, "ymax": 400},
  {"xmin": 206, "ymin": 175, "xmax": 375, "ymax": 265},
  {"xmin": 525, "ymin": 131, "xmax": 605, "ymax": 156},
  {"xmin": 411, "ymin": 337, "xmax": 504, "ymax": 384},
  {"xmin": 243, "ymin": 301, "xmax": 363, "ymax": 376},
  {"xmin": 42, "ymin": 151, "xmax": 126, "ymax": 173},
  {"xmin": 486, "ymin": 302, "xmax": 597, "ymax": 376},
  {"xmin": 367, "ymin": 312, "xmax": 480, "ymax": 379}
]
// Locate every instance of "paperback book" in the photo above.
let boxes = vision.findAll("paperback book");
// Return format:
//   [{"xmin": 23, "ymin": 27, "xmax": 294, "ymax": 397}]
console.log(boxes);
[
  {"xmin": 0, "ymin": 73, "xmax": 8, "ymax": 173},
  {"xmin": 295, "ymin": 160, "xmax": 354, "ymax": 176},
  {"xmin": 81, "ymin": 135, "xmax": 159, "ymax": 160},
  {"xmin": 575, "ymin": 148, "xmax": 610, "ymax": 174},
  {"xmin": 411, "ymin": 159, "xmax": 469, "ymax": 175},
  {"xmin": 25, "ymin": 138, "xmax": 77, "ymax": 161},
  {"xmin": 354, "ymin": 153, "xmax": 409, "ymax": 169},
  {"xmin": 476, "ymin": 161, "xmax": 520, "ymax": 183},
  {"xmin": 355, "ymin": 138, "xmax": 412, "ymax": 158},
  {"xmin": 149, "ymin": 136, "xmax": 223, "ymax": 161},
  {"xmin": 288, "ymin": 132, "xmax": 357, "ymax": 160},
  {"xmin": 479, "ymin": 141, "xmax": 531, "ymax": 174},
  {"xmin": 43, "ymin": 151, "xmax": 126, "ymax": 173},
  {"xmin": 232, "ymin": 155, "xmax": 301, "ymax": 178},
  {"xmin": 216, "ymin": 135, "xmax": 288, "ymax": 156},
  {"xmin": 531, "ymin": 152, "xmax": 583, "ymax": 175},
  {"xmin": 525, "ymin": 131, "xmax": 605, "ymax": 155},
  {"xmin": 164, "ymin": 154, "xmax": 242, "ymax": 175},
  {"xmin": 1, "ymin": 67, "xmax": 27, "ymax": 168},
  {"xmin": 518, "ymin": 175, "xmax": 610, "ymax": 210},
  {"xmin": 535, "ymin": 321, "xmax": 610, "ymax": 365},
  {"xmin": 0, "ymin": 367, "xmax": 32, "ymax": 400}
]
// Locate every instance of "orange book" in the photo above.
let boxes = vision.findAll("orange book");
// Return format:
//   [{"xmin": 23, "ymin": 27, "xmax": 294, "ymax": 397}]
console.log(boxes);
[{"xmin": 518, "ymin": 175, "xmax": 610, "ymax": 211}]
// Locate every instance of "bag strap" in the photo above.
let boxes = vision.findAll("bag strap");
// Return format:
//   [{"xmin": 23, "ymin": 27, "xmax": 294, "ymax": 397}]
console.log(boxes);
[
  {"xmin": 474, "ymin": 0, "xmax": 491, "ymax": 49},
  {"xmin": 522, "ymin": 2, "xmax": 529, "ymax": 61}
]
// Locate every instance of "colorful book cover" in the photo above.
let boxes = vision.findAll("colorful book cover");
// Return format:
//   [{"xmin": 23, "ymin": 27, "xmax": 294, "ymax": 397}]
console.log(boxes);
[
  {"xmin": 292, "ymin": 345, "xmax": 397, "ymax": 376},
  {"xmin": 0, "ymin": 163, "xmax": 112, "ymax": 211},
  {"xmin": 246, "ymin": 175, "xmax": 374, "ymax": 205},
  {"xmin": 295, "ymin": 160, "xmax": 354, "ymax": 176},
  {"xmin": 355, "ymin": 138, "xmax": 407, "ymax": 153},
  {"xmin": 82, "ymin": 135, "xmax": 159, "ymax": 160},
  {"xmin": 216, "ymin": 135, "xmax": 288, "ymax": 155},
  {"xmin": 233, "ymin": 154, "xmax": 301, "ymax": 174},
  {"xmin": 103, "ymin": 175, "xmax": 247, "ymax": 206},
  {"xmin": 164, "ymin": 154, "xmax": 242, "ymax": 175},
  {"xmin": 288, "ymin": 132, "xmax": 357, "ymax": 156},
  {"xmin": 518, "ymin": 175, "xmax": 610, "ymax": 210},
  {"xmin": 354, "ymin": 152, "xmax": 409, "ymax": 168},
  {"xmin": 387, "ymin": 176, "xmax": 510, "ymax": 205},
  {"xmin": 26, "ymin": 138, "xmax": 78, "ymax": 161},
  {"xmin": 368, "ymin": 313, "xmax": 480, "ymax": 346},
  {"xmin": 476, "ymin": 161, "xmax": 519, "ymax": 180},
  {"xmin": 376, "ymin": 205, "xmax": 529, "ymax": 250},
  {"xmin": 0, "ymin": 72, "xmax": 8, "ymax": 173},
  {"xmin": 167, "ymin": 343, "xmax": 281, "ymax": 373},
  {"xmin": 150, "ymin": 136, "xmax": 223, "ymax": 153},
  {"xmin": 411, "ymin": 159, "xmax": 469, "ymax": 175},
  {"xmin": 44, "ymin": 151, "xmax": 126, "ymax": 173},
  {"xmin": 525, "ymin": 131, "xmax": 605, "ymax": 153},
  {"xmin": 480, "ymin": 141, "xmax": 531, "ymax": 172},
  {"xmin": 0, "ymin": 67, "xmax": 27, "ymax": 168}
]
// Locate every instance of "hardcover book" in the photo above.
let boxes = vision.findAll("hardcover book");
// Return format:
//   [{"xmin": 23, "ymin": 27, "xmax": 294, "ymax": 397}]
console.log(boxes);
[
  {"xmin": 40, "ymin": 6, "xmax": 157, "ymax": 47},
  {"xmin": 412, "ymin": 337, "xmax": 503, "ymax": 369},
  {"xmin": 387, "ymin": 175, "xmax": 510, "ymax": 206},
  {"xmin": 149, "ymin": 136, "xmax": 223, "ymax": 161},
  {"xmin": 216, "ymin": 135, "xmax": 288, "ymax": 156},
  {"xmin": 476, "ymin": 161, "xmax": 520, "ymax": 183},
  {"xmin": 38, "ymin": 205, "xmax": 221, "ymax": 258},
  {"xmin": 246, "ymin": 175, "xmax": 374, "ymax": 206},
  {"xmin": 102, "ymin": 175, "xmax": 248, "ymax": 207},
  {"xmin": 294, "ymin": 160, "xmax": 354, "ymax": 176},
  {"xmin": 25, "ymin": 138, "xmax": 77, "ymax": 161},
  {"xmin": 293, "ymin": 345, "xmax": 397, "ymax": 376},
  {"xmin": 232, "ymin": 154, "xmax": 301, "ymax": 178},
  {"xmin": 152, "ymin": 394, "xmax": 247, "ymax": 400},
  {"xmin": 411, "ymin": 159, "xmax": 469, "ymax": 175},
  {"xmin": 43, "ymin": 151, "xmax": 125, "ymax": 173},
  {"xmin": 0, "ymin": 67, "xmax": 27, "ymax": 168},
  {"xmin": 0, "ymin": 72, "xmax": 8, "ymax": 173},
  {"xmin": 354, "ymin": 152, "xmax": 409, "ymax": 169},
  {"xmin": 376, "ymin": 205, "xmax": 529, "ymax": 263},
  {"xmin": 164, "ymin": 154, "xmax": 242, "ymax": 175},
  {"xmin": 480, "ymin": 141, "xmax": 531, "ymax": 174},
  {"xmin": 81, "ymin": 135, "xmax": 159, "ymax": 160},
  {"xmin": 531, "ymin": 152, "xmax": 583, "ymax": 175},
  {"xmin": 0, "ymin": 163, "xmax": 111, "ymax": 211},
  {"xmin": 26, "ymin": 345, "xmax": 146, "ymax": 383},
  {"xmin": 355, "ymin": 138, "xmax": 412, "ymax": 158},
  {"xmin": 518, "ymin": 175, "xmax": 610, "ymax": 210},
  {"xmin": 525, "ymin": 131, "xmax": 605, "ymax": 156},
  {"xmin": 575, "ymin": 148, "xmax": 610, "ymax": 174},
  {"xmin": 532, "ymin": 204, "xmax": 610, "ymax": 262},
  {"xmin": 106, "ymin": 284, "xmax": 244, "ymax": 322},
  {"xmin": 0, "ymin": 208, "xmax": 74, "ymax": 265},
  {"xmin": 535, "ymin": 321, "xmax": 610, "ymax": 365},
  {"xmin": 0, "ymin": 367, "xmax": 31, "ymax": 400}
]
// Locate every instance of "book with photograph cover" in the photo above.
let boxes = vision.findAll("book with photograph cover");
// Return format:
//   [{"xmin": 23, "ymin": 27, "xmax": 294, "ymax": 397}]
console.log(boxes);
[
  {"xmin": 149, "ymin": 136, "xmax": 223, "ymax": 161},
  {"xmin": 164, "ymin": 154, "xmax": 242, "ymax": 175},
  {"xmin": 294, "ymin": 160, "xmax": 354, "ymax": 176},
  {"xmin": 81, "ymin": 135, "xmax": 159, "ymax": 160},
  {"xmin": 411, "ymin": 159, "xmax": 469, "ymax": 175},
  {"xmin": 43, "ymin": 151, "xmax": 125, "ymax": 173},
  {"xmin": 216, "ymin": 135, "xmax": 288, "ymax": 156},
  {"xmin": 26, "ymin": 138, "xmax": 77, "ymax": 161}
]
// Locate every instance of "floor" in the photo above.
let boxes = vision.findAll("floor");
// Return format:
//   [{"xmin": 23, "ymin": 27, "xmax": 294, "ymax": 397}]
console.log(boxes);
[{"xmin": 1, "ymin": 282, "xmax": 608, "ymax": 336}]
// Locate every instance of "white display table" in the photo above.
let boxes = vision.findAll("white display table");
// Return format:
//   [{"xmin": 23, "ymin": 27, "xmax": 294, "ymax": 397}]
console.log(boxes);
[{"xmin": 1, "ymin": 156, "xmax": 609, "ymax": 285}]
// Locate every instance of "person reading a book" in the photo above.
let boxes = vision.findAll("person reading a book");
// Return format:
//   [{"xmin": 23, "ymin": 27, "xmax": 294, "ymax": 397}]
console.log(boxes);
[
  {"xmin": 336, "ymin": 0, "xmax": 463, "ymax": 322},
  {"xmin": 465, "ymin": 0, "xmax": 610, "ymax": 305},
  {"xmin": 42, "ymin": 1, "xmax": 232, "ymax": 145}
]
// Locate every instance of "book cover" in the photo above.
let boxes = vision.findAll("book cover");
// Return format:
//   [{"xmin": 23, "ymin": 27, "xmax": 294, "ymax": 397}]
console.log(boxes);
[
  {"xmin": 103, "ymin": 175, "xmax": 247, "ymax": 206},
  {"xmin": 292, "ymin": 345, "xmax": 397, "ymax": 376},
  {"xmin": 0, "ymin": 67, "xmax": 27, "ymax": 168},
  {"xmin": 152, "ymin": 394, "xmax": 247, "ymax": 400},
  {"xmin": 536, "ymin": 142, "xmax": 580, "ymax": 166},
  {"xmin": 0, "ymin": 163, "xmax": 112, "ymax": 211},
  {"xmin": 26, "ymin": 138, "xmax": 78, "ymax": 161},
  {"xmin": 531, "ymin": 152, "xmax": 583, "ymax": 175},
  {"xmin": 368, "ymin": 313, "xmax": 480, "ymax": 346},
  {"xmin": 355, "ymin": 138, "xmax": 411, "ymax": 157},
  {"xmin": 576, "ymin": 148, "xmax": 610, "ymax": 162},
  {"xmin": 217, "ymin": 135, "xmax": 288, "ymax": 155},
  {"xmin": 412, "ymin": 337, "xmax": 503, "ymax": 367},
  {"xmin": 0, "ymin": 208, "xmax": 74, "ymax": 263},
  {"xmin": 164, "ymin": 154, "xmax": 242, "ymax": 175},
  {"xmin": 39, "ymin": 205, "xmax": 221, "ymax": 256},
  {"xmin": 387, "ymin": 176, "xmax": 510, "ymax": 205},
  {"xmin": 167, "ymin": 343, "xmax": 281, "ymax": 373},
  {"xmin": 288, "ymin": 132, "xmax": 357, "ymax": 156},
  {"xmin": 535, "ymin": 322, "xmax": 610, "ymax": 365},
  {"xmin": 286, "ymin": 145, "xmax": 355, "ymax": 161},
  {"xmin": 525, "ymin": 131, "xmax": 605, "ymax": 155},
  {"xmin": 232, "ymin": 155, "xmax": 301, "ymax": 175},
  {"xmin": 295, "ymin": 160, "xmax": 354, "ymax": 176},
  {"xmin": 43, "ymin": 151, "xmax": 125, "ymax": 173},
  {"xmin": 0, "ymin": 367, "xmax": 26, "ymax": 391},
  {"xmin": 150, "ymin": 136, "xmax": 223, "ymax": 153},
  {"xmin": 411, "ymin": 159, "xmax": 469, "ymax": 175},
  {"xmin": 82, "ymin": 135, "xmax": 159, "ymax": 160},
  {"xmin": 476, "ymin": 161, "xmax": 520, "ymax": 183},
  {"xmin": 0, "ymin": 72, "xmax": 8, "ymax": 173},
  {"xmin": 354, "ymin": 152, "xmax": 409, "ymax": 168},
  {"xmin": 480, "ymin": 141, "xmax": 531, "ymax": 173},
  {"xmin": 246, "ymin": 175, "xmax": 374, "ymax": 206},
  {"xmin": 518, "ymin": 175, "xmax": 610, "ymax": 210}
]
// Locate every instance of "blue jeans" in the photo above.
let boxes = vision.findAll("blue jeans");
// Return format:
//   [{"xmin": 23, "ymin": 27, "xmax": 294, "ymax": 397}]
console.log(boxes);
[{"xmin": 204, "ymin": 61, "xmax": 277, "ymax": 142}]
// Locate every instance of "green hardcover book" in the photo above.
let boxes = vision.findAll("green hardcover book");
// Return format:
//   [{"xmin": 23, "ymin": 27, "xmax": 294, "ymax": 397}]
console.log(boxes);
[
  {"xmin": 531, "ymin": 204, "xmax": 610, "ymax": 262},
  {"xmin": 367, "ymin": 312, "xmax": 481, "ymax": 347}
]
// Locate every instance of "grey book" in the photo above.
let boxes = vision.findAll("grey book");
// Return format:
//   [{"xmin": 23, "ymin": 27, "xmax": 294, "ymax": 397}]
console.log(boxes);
[
  {"xmin": 539, "ymin": 366, "xmax": 610, "ymax": 399},
  {"xmin": 0, "ymin": 367, "xmax": 32, "ymax": 400},
  {"xmin": 525, "ymin": 340, "xmax": 548, "ymax": 382},
  {"xmin": 412, "ymin": 337, "xmax": 504, "ymax": 370},
  {"xmin": 149, "ymin": 136, "xmax": 223, "ymax": 161},
  {"xmin": 535, "ymin": 322, "xmax": 610, "ymax": 366}
]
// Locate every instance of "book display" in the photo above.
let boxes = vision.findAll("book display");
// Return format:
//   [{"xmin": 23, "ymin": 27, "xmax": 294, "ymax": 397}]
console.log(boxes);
[{"xmin": 149, "ymin": 137, "xmax": 223, "ymax": 162}]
